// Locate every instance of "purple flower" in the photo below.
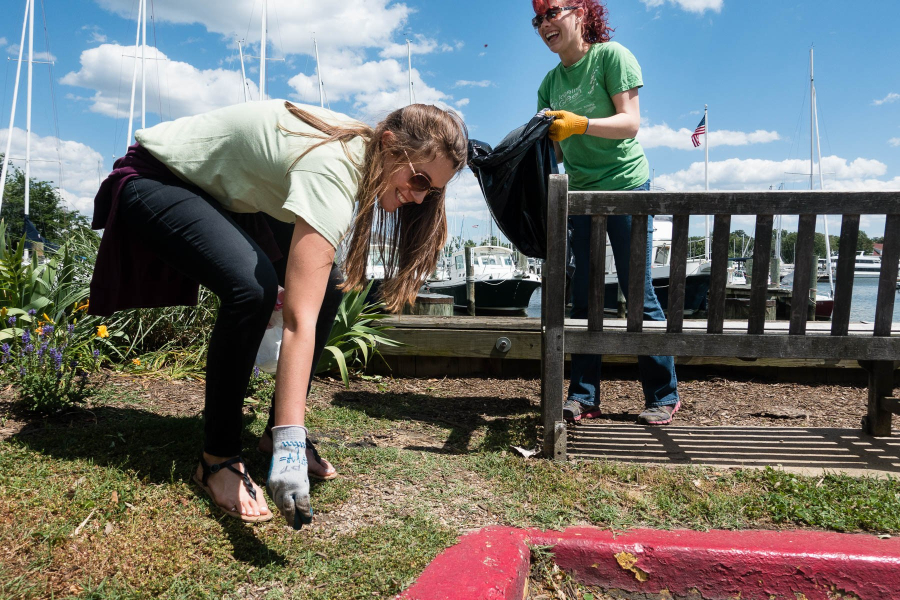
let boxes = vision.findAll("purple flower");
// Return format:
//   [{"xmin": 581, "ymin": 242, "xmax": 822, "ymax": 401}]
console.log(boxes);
[
  {"xmin": 253, "ymin": 366, "xmax": 261, "ymax": 379},
  {"xmin": 42, "ymin": 324, "xmax": 54, "ymax": 337},
  {"xmin": 93, "ymin": 349, "xmax": 100, "ymax": 358},
  {"xmin": 1, "ymin": 343, "xmax": 9, "ymax": 364},
  {"xmin": 27, "ymin": 309, "xmax": 36, "ymax": 316},
  {"xmin": 7, "ymin": 316, "xmax": 16, "ymax": 326},
  {"xmin": 23, "ymin": 343, "xmax": 34, "ymax": 354},
  {"xmin": 19, "ymin": 367, "xmax": 26, "ymax": 377},
  {"xmin": 54, "ymin": 350, "xmax": 63, "ymax": 371},
  {"xmin": 21, "ymin": 329, "xmax": 30, "ymax": 344},
  {"xmin": 67, "ymin": 324, "xmax": 75, "ymax": 335},
  {"xmin": 38, "ymin": 343, "xmax": 48, "ymax": 358}
]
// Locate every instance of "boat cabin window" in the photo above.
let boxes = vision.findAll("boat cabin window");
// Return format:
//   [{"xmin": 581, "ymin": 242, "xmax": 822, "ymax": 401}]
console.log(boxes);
[
  {"xmin": 455, "ymin": 255, "xmax": 464, "ymax": 271},
  {"xmin": 654, "ymin": 246, "xmax": 669, "ymax": 266}
]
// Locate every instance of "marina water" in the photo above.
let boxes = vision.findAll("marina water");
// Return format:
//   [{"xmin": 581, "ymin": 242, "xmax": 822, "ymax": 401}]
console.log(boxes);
[{"xmin": 524, "ymin": 277, "xmax": 900, "ymax": 323}]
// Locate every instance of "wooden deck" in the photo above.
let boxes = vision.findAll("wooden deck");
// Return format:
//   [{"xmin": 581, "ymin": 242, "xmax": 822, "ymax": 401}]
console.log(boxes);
[{"xmin": 568, "ymin": 424, "xmax": 900, "ymax": 476}]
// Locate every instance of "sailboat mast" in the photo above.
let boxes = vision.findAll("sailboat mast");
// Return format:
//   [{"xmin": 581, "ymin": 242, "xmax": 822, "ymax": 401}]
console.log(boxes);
[
  {"xmin": 141, "ymin": 0, "xmax": 146, "ymax": 129},
  {"xmin": 313, "ymin": 36, "xmax": 324, "ymax": 107},
  {"xmin": 24, "ymin": 0, "xmax": 34, "ymax": 217},
  {"xmin": 809, "ymin": 49, "xmax": 814, "ymax": 192},
  {"xmin": 811, "ymin": 47, "xmax": 834, "ymax": 295},
  {"xmin": 126, "ymin": 0, "xmax": 143, "ymax": 151},
  {"xmin": 0, "ymin": 0, "xmax": 30, "ymax": 212},
  {"xmin": 407, "ymin": 39, "xmax": 413, "ymax": 105},
  {"xmin": 259, "ymin": 0, "xmax": 267, "ymax": 100},
  {"xmin": 238, "ymin": 40, "xmax": 249, "ymax": 102}
]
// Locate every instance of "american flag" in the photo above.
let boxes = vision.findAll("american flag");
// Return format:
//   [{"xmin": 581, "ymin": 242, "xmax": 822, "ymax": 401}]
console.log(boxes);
[{"xmin": 691, "ymin": 115, "xmax": 706, "ymax": 147}]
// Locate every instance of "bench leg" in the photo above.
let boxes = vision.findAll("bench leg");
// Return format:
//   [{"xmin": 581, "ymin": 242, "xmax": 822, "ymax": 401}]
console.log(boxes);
[
  {"xmin": 860, "ymin": 360, "xmax": 895, "ymax": 437},
  {"xmin": 541, "ymin": 334, "xmax": 567, "ymax": 461}
]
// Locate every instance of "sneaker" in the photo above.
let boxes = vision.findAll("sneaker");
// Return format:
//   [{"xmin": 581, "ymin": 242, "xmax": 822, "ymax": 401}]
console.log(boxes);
[
  {"xmin": 562, "ymin": 398, "xmax": 602, "ymax": 422},
  {"xmin": 637, "ymin": 400, "xmax": 681, "ymax": 425}
]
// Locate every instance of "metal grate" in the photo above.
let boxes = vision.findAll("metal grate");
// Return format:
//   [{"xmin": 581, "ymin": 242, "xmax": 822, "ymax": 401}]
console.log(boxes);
[{"xmin": 568, "ymin": 424, "xmax": 900, "ymax": 475}]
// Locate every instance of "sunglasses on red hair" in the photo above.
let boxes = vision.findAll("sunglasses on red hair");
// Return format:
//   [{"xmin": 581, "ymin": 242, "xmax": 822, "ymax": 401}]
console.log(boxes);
[{"xmin": 531, "ymin": 5, "xmax": 578, "ymax": 30}]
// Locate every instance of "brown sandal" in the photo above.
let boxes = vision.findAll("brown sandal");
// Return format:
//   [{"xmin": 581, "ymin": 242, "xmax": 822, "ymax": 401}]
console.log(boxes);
[{"xmin": 192, "ymin": 455, "xmax": 273, "ymax": 522}]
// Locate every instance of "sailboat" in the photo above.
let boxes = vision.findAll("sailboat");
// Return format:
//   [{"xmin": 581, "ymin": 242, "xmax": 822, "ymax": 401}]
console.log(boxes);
[{"xmin": 808, "ymin": 48, "xmax": 834, "ymax": 320}]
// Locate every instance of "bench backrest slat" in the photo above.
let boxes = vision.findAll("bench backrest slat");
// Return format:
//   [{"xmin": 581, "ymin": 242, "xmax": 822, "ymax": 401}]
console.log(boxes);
[
  {"xmin": 748, "ymin": 215, "xmax": 774, "ymax": 334},
  {"xmin": 588, "ymin": 215, "xmax": 607, "ymax": 332},
  {"xmin": 627, "ymin": 215, "xmax": 649, "ymax": 333},
  {"xmin": 831, "ymin": 214, "xmax": 861, "ymax": 336},
  {"xmin": 707, "ymin": 215, "xmax": 732, "ymax": 334},
  {"xmin": 667, "ymin": 214, "xmax": 690, "ymax": 334},
  {"xmin": 790, "ymin": 214, "xmax": 818, "ymax": 335},
  {"xmin": 875, "ymin": 213, "xmax": 900, "ymax": 337}
]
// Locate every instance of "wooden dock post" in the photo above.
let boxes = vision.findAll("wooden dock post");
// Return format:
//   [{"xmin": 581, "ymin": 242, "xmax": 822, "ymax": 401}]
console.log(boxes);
[{"xmin": 465, "ymin": 246, "xmax": 476, "ymax": 316}]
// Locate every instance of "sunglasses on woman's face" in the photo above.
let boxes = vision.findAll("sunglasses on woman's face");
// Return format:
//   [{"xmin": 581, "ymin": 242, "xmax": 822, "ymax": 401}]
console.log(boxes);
[
  {"xmin": 403, "ymin": 150, "xmax": 441, "ymax": 197},
  {"xmin": 531, "ymin": 5, "xmax": 578, "ymax": 30}
]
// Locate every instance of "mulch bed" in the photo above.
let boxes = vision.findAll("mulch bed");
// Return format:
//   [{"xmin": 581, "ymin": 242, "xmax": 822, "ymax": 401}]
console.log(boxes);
[{"xmin": 2, "ymin": 368, "xmax": 893, "ymax": 447}]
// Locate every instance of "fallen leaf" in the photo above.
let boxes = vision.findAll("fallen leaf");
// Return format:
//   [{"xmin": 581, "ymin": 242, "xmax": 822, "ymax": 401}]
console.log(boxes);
[
  {"xmin": 111, "ymin": 491, "xmax": 119, "ymax": 503},
  {"xmin": 104, "ymin": 522, "xmax": 113, "ymax": 535}
]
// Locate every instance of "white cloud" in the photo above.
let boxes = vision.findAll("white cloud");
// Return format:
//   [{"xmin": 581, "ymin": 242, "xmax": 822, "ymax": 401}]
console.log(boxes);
[
  {"xmin": 454, "ymin": 99, "xmax": 470, "ymax": 109},
  {"xmin": 287, "ymin": 58, "xmax": 461, "ymax": 122},
  {"xmin": 85, "ymin": 0, "xmax": 464, "ymax": 125},
  {"xmin": 889, "ymin": 138, "xmax": 900, "ymax": 147},
  {"xmin": 1, "ymin": 127, "xmax": 105, "ymax": 216},
  {"xmin": 640, "ymin": 0, "xmax": 723, "ymax": 14},
  {"xmin": 0, "ymin": 38, "xmax": 8, "ymax": 48},
  {"xmin": 379, "ymin": 34, "xmax": 456, "ymax": 59},
  {"xmin": 455, "ymin": 80, "xmax": 492, "ymax": 88},
  {"xmin": 61, "ymin": 44, "xmax": 259, "ymax": 122},
  {"xmin": 638, "ymin": 121, "xmax": 779, "ymax": 150},
  {"xmin": 94, "ymin": 0, "xmax": 410, "ymax": 55},
  {"xmin": 446, "ymin": 168, "xmax": 489, "ymax": 223},
  {"xmin": 873, "ymin": 92, "xmax": 900, "ymax": 106},
  {"xmin": 654, "ymin": 155, "xmax": 893, "ymax": 192}
]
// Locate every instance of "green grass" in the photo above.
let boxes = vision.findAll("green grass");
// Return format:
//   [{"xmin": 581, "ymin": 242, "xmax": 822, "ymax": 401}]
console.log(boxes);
[{"xmin": 1, "ymin": 377, "xmax": 899, "ymax": 599}]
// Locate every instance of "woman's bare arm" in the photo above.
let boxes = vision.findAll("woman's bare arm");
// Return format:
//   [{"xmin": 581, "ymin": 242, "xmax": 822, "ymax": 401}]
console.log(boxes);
[{"xmin": 273, "ymin": 217, "xmax": 336, "ymax": 426}]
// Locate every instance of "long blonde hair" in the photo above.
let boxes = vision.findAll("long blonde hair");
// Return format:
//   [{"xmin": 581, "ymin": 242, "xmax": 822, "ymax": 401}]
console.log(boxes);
[{"xmin": 283, "ymin": 101, "xmax": 468, "ymax": 312}]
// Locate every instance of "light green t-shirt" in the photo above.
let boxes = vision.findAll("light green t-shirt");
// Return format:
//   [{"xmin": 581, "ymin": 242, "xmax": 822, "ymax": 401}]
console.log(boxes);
[
  {"xmin": 135, "ymin": 100, "xmax": 365, "ymax": 249},
  {"xmin": 537, "ymin": 41, "xmax": 649, "ymax": 192}
]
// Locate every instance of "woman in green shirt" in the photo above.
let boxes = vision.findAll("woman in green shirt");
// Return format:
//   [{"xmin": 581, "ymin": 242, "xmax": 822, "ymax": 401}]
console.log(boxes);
[
  {"xmin": 532, "ymin": 0, "xmax": 680, "ymax": 425},
  {"xmin": 92, "ymin": 101, "xmax": 467, "ymax": 527}
]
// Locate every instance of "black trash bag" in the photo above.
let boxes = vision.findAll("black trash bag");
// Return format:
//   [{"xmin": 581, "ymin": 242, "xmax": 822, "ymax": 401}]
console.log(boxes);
[{"xmin": 467, "ymin": 111, "xmax": 559, "ymax": 259}]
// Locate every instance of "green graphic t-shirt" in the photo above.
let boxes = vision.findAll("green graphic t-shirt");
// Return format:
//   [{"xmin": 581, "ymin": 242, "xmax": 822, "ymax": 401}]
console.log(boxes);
[{"xmin": 537, "ymin": 41, "xmax": 649, "ymax": 192}]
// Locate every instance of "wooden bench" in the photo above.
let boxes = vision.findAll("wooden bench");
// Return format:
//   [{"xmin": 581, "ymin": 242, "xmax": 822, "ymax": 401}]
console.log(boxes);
[{"xmin": 541, "ymin": 174, "xmax": 900, "ymax": 460}]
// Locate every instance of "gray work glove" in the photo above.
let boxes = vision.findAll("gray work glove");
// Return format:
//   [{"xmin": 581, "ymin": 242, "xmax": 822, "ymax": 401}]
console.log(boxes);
[{"xmin": 266, "ymin": 425, "xmax": 313, "ymax": 529}]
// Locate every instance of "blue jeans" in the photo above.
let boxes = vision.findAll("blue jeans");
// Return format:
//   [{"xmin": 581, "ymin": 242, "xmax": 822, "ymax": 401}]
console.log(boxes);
[{"xmin": 567, "ymin": 180, "xmax": 679, "ymax": 408}]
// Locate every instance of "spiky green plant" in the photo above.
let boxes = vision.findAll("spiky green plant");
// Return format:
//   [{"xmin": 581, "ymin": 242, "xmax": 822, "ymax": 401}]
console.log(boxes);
[{"xmin": 315, "ymin": 280, "xmax": 401, "ymax": 385}]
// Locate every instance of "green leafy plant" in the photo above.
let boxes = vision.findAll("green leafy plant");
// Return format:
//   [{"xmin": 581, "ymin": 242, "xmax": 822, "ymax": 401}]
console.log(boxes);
[{"xmin": 315, "ymin": 280, "xmax": 401, "ymax": 385}]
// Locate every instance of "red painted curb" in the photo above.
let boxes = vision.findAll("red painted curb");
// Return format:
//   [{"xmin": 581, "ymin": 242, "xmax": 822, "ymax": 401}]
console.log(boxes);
[
  {"xmin": 399, "ymin": 527, "xmax": 900, "ymax": 600},
  {"xmin": 397, "ymin": 527, "xmax": 531, "ymax": 600}
]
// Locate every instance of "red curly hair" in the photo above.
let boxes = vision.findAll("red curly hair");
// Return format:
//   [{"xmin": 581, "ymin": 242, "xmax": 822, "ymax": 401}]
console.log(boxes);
[{"xmin": 531, "ymin": 0, "xmax": 614, "ymax": 44}]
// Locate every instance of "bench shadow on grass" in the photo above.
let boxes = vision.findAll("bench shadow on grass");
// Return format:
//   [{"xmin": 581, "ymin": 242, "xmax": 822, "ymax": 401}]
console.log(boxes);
[
  {"xmin": 331, "ymin": 389, "xmax": 542, "ymax": 454},
  {"xmin": 9, "ymin": 405, "xmax": 288, "ymax": 567}
]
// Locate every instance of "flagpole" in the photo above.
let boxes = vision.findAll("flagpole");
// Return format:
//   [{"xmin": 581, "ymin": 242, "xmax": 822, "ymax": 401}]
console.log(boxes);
[{"xmin": 704, "ymin": 104, "xmax": 710, "ymax": 260}]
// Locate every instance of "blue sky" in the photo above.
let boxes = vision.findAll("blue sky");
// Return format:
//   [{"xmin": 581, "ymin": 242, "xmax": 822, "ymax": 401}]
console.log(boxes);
[{"xmin": 1, "ymin": 0, "xmax": 898, "ymax": 241}]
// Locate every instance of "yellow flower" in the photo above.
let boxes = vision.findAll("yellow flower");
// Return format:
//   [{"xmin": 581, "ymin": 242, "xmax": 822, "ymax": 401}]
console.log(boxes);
[
  {"xmin": 42, "ymin": 313, "xmax": 54, "ymax": 324},
  {"xmin": 96, "ymin": 325, "xmax": 109, "ymax": 338},
  {"xmin": 132, "ymin": 358, "xmax": 141, "ymax": 366},
  {"xmin": 75, "ymin": 300, "xmax": 89, "ymax": 313},
  {"xmin": 0, "ymin": 307, "xmax": 7, "ymax": 319}
]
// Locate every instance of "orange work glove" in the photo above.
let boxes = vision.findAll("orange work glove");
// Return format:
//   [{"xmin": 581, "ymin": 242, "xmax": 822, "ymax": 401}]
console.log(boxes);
[{"xmin": 546, "ymin": 110, "xmax": 589, "ymax": 142}]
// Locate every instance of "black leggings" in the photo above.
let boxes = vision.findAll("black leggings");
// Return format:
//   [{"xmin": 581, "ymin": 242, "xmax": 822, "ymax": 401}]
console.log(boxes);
[{"xmin": 118, "ymin": 176, "xmax": 343, "ymax": 456}]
